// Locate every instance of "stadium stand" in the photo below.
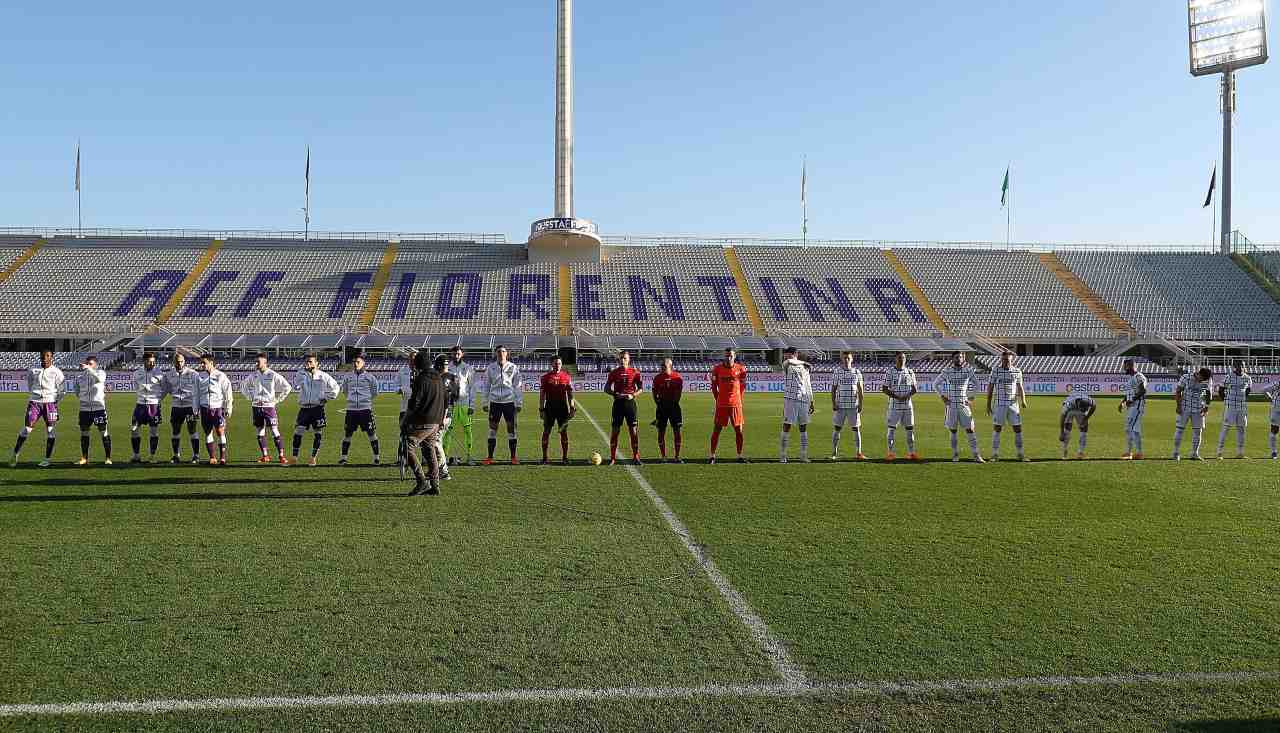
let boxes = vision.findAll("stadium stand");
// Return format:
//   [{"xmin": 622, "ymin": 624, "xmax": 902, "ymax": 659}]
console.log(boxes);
[
  {"xmin": 1253, "ymin": 252, "xmax": 1280, "ymax": 283},
  {"xmin": 894, "ymin": 249, "xmax": 1115, "ymax": 341},
  {"xmin": 0, "ymin": 238, "xmax": 207, "ymax": 335},
  {"xmin": 1058, "ymin": 252, "xmax": 1280, "ymax": 340},
  {"xmin": 974, "ymin": 355, "xmax": 1171, "ymax": 375},
  {"xmin": 374, "ymin": 243, "xmax": 558, "ymax": 336},
  {"xmin": 569, "ymin": 247, "xmax": 754, "ymax": 336},
  {"xmin": 732, "ymin": 246, "xmax": 938, "ymax": 337}
]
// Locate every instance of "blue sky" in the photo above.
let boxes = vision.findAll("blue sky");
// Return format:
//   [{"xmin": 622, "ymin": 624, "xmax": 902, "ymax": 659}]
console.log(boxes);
[{"xmin": 1, "ymin": 1, "xmax": 1275, "ymax": 245}]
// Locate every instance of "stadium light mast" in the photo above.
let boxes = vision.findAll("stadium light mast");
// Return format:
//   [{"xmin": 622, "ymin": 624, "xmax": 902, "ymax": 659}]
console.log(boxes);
[
  {"xmin": 528, "ymin": 0, "xmax": 602, "ymax": 263},
  {"xmin": 1188, "ymin": 0, "xmax": 1268, "ymax": 255}
]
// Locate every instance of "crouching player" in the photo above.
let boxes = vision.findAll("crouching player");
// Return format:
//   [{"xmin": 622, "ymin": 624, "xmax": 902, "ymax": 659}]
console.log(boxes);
[
  {"xmin": 194, "ymin": 355, "xmax": 234, "ymax": 464},
  {"xmin": 71, "ymin": 354, "xmax": 112, "ymax": 465},
  {"xmin": 11, "ymin": 350, "xmax": 64, "ymax": 467},
  {"xmin": 1059, "ymin": 391, "xmax": 1097, "ymax": 459}
]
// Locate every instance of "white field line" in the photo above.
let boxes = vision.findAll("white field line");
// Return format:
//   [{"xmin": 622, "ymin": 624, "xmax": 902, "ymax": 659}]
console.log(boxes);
[
  {"xmin": 3, "ymin": 672, "xmax": 1278, "ymax": 718},
  {"xmin": 576, "ymin": 405, "xmax": 809, "ymax": 687}
]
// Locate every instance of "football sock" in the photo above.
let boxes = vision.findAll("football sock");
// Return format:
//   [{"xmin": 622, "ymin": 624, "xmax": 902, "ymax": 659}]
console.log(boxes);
[
  {"xmin": 1237, "ymin": 429, "xmax": 1245, "ymax": 454},
  {"xmin": 710, "ymin": 431, "xmax": 720, "ymax": 457},
  {"xmin": 1133, "ymin": 431, "xmax": 1142, "ymax": 454},
  {"xmin": 1125, "ymin": 432, "xmax": 1133, "ymax": 454},
  {"xmin": 1218, "ymin": 425, "xmax": 1229, "ymax": 452},
  {"xmin": 991, "ymin": 431, "xmax": 1001, "ymax": 456},
  {"xmin": 190, "ymin": 435, "xmax": 200, "ymax": 458},
  {"xmin": 341, "ymin": 439, "xmax": 351, "ymax": 459},
  {"xmin": 272, "ymin": 431, "xmax": 283, "ymax": 453},
  {"xmin": 131, "ymin": 435, "xmax": 141, "ymax": 456},
  {"xmin": 312, "ymin": 433, "xmax": 323, "ymax": 457},
  {"xmin": 171, "ymin": 436, "xmax": 181, "ymax": 456},
  {"xmin": 1079, "ymin": 433, "xmax": 1088, "ymax": 453},
  {"xmin": 1173, "ymin": 427, "xmax": 1185, "ymax": 454},
  {"xmin": 735, "ymin": 431, "xmax": 744, "ymax": 456},
  {"xmin": 779, "ymin": 431, "xmax": 789, "ymax": 459},
  {"xmin": 851, "ymin": 428, "xmax": 861, "ymax": 455},
  {"xmin": 148, "ymin": 432, "xmax": 158, "ymax": 456},
  {"xmin": 832, "ymin": 429, "xmax": 842, "ymax": 455},
  {"xmin": 657, "ymin": 431, "xmax": 667, "ymax": 458},
  {"xmin": 206, "ymin": 435, "xmax": 216, "ymax": 458},
  {"xmin": 560, "ymin": 432, "xmax": 569, "ymax": 461},
  {"xmin": 292, "ymin": 433, "xmax": 303, "ymax": 457},
  {"xmin": 886, "ymin": 427, "xmax": 896, "ymax": 453},
  {"xmin": 259, "ymin": 434, "xmax": 270, "ymax": 455},
  {"xmin": 673, "ymin": 429, "xmax": 682, "ymax": 458},
  {"xmin": 628, "ymin": 428, "xmax": 638, "ymax": 459},
  {"xmin": 798, "ymin": 432, "xmax": 808, "ymax": 460},
  {"xmin": 1270, "ymin": 433, "xmax": 1277, "ymax": 454},
  {"xmin": 370, "ymin": 438, "xmax": 379, "ymax": 459},
  {"xmin": 1014, "ymin": 431, "xmax": 1024, "ymax": 454},
  {"xmin": 102, "ymin": 434, "xmax": 112, "ymax": 459},
  {"xmin": 906, "ymin": 428, "xmax": 916, "ymax": 452},
  {"xmin": 45, "ymin": 436, "xmax": 55, "ymax": 459},
  {"xmin": 218, "ymin": 434, "xmax": 227, "ymax": 460},
  {"xmin": 80, "ymin": 432, "xmax": 90, "ymax": 458},
  {"xmin": 966, "ymin": 432, "xmax": 979, "ymax": 457},
  {"xmin": 508, "ymin": 436, "xmax": 518, "ymax": 460},
  {"xmin": 541, "ymin": 433, "xmax": 549, "ymax": 461},
  {"xmin": 949, "ymin": 432, "xmax": 958, "ymax": 456},
  {"xmin": 1191, "ymin": 428, "xmax": 1202, "ymax": 456},
  {"xmin": 487, "ymin": 428, "xmax": 497, "ymax": 459},
  {"xmin": 610, "ymin": 433, "xmax": 618, "ymax": 461}
]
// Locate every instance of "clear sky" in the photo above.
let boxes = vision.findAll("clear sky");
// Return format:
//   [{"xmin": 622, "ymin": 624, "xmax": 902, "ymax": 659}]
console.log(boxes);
[{"xmin": 1, "ymin": 1, "xmax": 1275, "ymax": 245}]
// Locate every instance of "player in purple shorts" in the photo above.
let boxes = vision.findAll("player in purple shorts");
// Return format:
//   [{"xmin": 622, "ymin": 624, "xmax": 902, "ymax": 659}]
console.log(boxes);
[
  {"xmin": 163, "ymin": 353, "xmax": 202, "ymax": 463},
  {"xmin": 291, "ymin": 354, "xmax": 340, "ymax": 466},
  {"xmin": 129, "ymin": 352, "xmax": 166, "ymax": 463},
  {"xmin": 11, "ymin": 350, "xmax": 64, "ymax": 468},
  {"xmin": 241, "ymin": 352, "xmax": 293, "ymax": 463},
  {"xmin": 194, "ymin": 354, "xmax": 235, "ymax": 464},
  {"xmin": 339, "ymin": 354, "xmax": 381, "ymax": 465}
]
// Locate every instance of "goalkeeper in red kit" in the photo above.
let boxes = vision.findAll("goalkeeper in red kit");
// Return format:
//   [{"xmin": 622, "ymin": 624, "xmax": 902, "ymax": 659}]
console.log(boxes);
[
  {"xmin": 538, "ymin": 356, "xmax": 575, "ymax": 465},
  {"xmin": 651, "ymin": 358, "xmax": 684, "ymax": 463}
]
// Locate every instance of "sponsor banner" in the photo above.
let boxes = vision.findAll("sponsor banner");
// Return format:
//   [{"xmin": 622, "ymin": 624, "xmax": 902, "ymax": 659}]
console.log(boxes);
[{"xmin": 0, "ymin": 370, "xmax": 1180, "ymax": 397}]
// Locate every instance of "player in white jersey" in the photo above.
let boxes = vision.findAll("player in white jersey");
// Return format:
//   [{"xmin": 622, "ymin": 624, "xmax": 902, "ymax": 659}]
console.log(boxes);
[
  {"xmin": 339, "ymin": 354, "xmax": 382, "ymax": 465},
  {"xmin": 194, "ymin": 354, "xmax": 235, "ymax": 464},
  {"xmin": 130, "ymin": 352, "xmax": 167, "ymax": 463},
  {"xmin": 1263, "ymin": 378, "xmax": 1280, "ymax": 459},
  {"xmin": 12, "ymin": 350, "xmax": 65, "ymax": 467},
  {"xmin": 1059, "ymin": 391, "xmax": 1097, "ymax": 459},
  {"xmin": 882, "ymin": 352, "xmax": 919, "ymax": 461},
  {"xmin": 291, "ymin": 353, "xmax": 341, "ymax": 466},
  {"xmin": 482, "ymin": 345, "xmax": 523, "ymax": 465},
  {"xmin": 985, "ymin": 352, "xmax": 1029, "ymax": 462},
  {"xmin": 163, "ymin": 353, "xmax": 202, "ymax": 463},
  {"xmin": 1215, "ymin": 360, "xmax": 1252, "ymax": 459},
  {"xmin": 932, "ymin": 352, "xmax": 984, "ymax": 463},
  {"xmin": 1118, "ymin": 358, "xmax": 1148, "ymax": 460},
  {"xmin": 829, "ymin": 351, "xmax": 865, "ymax": 460},
  {"xmin": 1173, "ymin": 367, "xmax": 1214, "ymax": 461},
  {"xmin": 240, "ymin": 352, "xmax": 292, "ymax": 463},
  {"xmin": 779, "ymin": 346, "xmax": 815, "ymax": 462},
  {"xmin": 396, "ymin": 353, "xmax": 415, "ymax": 467},
  {"xmin": 69, "ymin": 354, "xmax": 112, "ymax": 465}
]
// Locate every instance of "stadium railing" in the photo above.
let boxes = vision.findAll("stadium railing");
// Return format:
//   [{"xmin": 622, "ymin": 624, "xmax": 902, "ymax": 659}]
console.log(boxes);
[{"xmin": 0, "ymin": 227, "xmax": 507, "ymax": 244}]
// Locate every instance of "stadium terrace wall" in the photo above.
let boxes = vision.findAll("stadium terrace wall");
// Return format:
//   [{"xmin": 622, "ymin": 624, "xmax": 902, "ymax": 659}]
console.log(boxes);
[{"xmin": 0, "ymin": 371, "xmax": 1179, "ymax": 397}]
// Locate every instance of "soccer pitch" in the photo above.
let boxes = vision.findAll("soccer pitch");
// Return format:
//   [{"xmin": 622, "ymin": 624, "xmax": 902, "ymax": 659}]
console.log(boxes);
[{"xmin": 2, "ymin": 392, "xmax": 1278, "ymax": 731}]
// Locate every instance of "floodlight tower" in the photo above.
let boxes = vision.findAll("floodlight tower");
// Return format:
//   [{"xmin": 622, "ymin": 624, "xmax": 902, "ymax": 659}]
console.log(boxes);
[
  {"xmin": 1188, "ymin": 0, "xmax": 1269, "ymax": 254},
  {"xmin": 528, "ymin": 0, "xmax": 602, "ymax": 263}
]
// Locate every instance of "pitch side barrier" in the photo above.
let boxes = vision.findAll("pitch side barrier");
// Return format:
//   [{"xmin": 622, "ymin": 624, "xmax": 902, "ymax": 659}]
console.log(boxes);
[{"xmin": 0, "ymin": 371, "xmax": 1180, "ymax": 397}]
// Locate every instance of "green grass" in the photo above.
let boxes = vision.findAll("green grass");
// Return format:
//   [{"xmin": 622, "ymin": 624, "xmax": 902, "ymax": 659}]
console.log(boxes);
[{"xmin": 1, "ymin": 392, "xmax": 1277, "ymax": 731}]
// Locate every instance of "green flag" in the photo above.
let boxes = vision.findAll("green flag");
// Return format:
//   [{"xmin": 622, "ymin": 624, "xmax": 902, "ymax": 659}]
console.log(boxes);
[{"xmin": 1000, "ymin": 167, "xmax": 1009, "ymax": 207}]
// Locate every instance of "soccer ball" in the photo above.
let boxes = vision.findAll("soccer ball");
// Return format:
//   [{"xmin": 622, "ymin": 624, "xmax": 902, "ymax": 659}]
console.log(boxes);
[{"xmin": 589, "ymin": 452, "xmax": 603, "ymax": 466}]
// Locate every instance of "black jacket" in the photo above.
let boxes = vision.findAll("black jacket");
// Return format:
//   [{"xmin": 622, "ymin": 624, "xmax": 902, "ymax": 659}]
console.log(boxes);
[{"xmin": 403, "ymin": 370, "xmax": 447, "ymax": 429}]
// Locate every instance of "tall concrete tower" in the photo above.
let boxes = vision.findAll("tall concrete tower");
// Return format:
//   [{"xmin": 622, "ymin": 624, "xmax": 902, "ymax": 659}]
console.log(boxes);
[{"xmin": 528, "ymin": 0, "xmax": 601, "ymax": 263}]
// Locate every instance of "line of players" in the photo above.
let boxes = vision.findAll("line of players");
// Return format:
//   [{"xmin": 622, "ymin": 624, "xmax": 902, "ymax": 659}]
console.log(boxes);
[{"xmin": 10, "ymin": 345, "xmax": 1280, "ymax": 467}]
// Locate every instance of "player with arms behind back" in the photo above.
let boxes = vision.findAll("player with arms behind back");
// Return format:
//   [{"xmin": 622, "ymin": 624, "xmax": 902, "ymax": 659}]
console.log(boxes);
[
  {"xmin": 163, "ymin": 353, "xmax": 202, "ymax": 463},
  {"xmin": 651, "ymin": 358, "xmax": 684, "ymax": 463},
  {"xmin": 829, "ymin": 351, "xmax": 865, "ymax": 461},
  {"xmin": 985, "ymin": 352, "xmax": 1029, "ymax": 462},
  {"xmin": 932, "ymin": 352, "xmax": 984, "ymax": 463},
  {"xmin": 709, "ymin": 347, "xmax": 748, "ymax": 464},
  {"xmin": 1118, "ymin": 358, "xmax": 1148, "ymax": 460},
  {"xmin": 1215, "ymin": 360, "xmax": 1252, "ymax": 460},
  {"xmin": 539, "ymin": 356, "xmax": 575, "ymax": 465},
  {"xmin": 482, "ymin": 346, "xmax": 523, "ymax": 465},
  {"xmin": 129, "ymin": 352, "xmax": 166, "ymax": 463},
  {"xmin": 882, "ymin": 352, "xmax": 919, "ymax": 461},
  {"xmin": 240, "ymin": 352, "xmax": 292, "ymax": 464},
  {"xmin": 1173, "ymin": 367, "xmax": 1214, "ymax": 461},
  {"xmin": 604, "ymin": 350, "xmax": 643, "ymax": 466},
  {"xmin": 69, "ymin": 354, "xmax": 112, "ymax": 465},
  {"xmin": 194, "ymin": 354, "xmax": 234, "ymax": 465}
]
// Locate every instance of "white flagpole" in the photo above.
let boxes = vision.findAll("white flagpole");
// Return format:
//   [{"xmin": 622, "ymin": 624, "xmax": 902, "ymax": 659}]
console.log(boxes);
[
  {"xmin": 1005, "ymin": 162, "xmax": 1012, "ymax": 250},
  {"xmin": 304, "ymin": 145, "xmax": 311, "ymax": 241},
  {"xmin": 1212, "ymin": 164, "xmax": 1217, "ymax": 251},
  {"xmin": 801, "ymin": 157, "xmax": 808, "ymax": 247},
  {"xmin": 75, "ymin": 141, "xmax": 82, "ymax": 237}
]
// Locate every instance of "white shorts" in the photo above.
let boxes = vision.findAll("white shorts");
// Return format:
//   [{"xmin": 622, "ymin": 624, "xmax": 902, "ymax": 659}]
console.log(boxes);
[
  {"xmin": 886, "ymin": 402, "xmax": 914, "ymax": 428},
  {"xmin": 1124, "ymin": 402, "xmax": 1146, "ymax": 433},
  {"xmin": 782, "ymin": 398, "xmax": 811, "ymax": 426},
  {"xmin": 944, "ymin": 403, "xmax": 974, "ymax": 431},
  {"xmin": 1176, "ymin": 411, "xmax": 1205, "ymax": 430},
  {"xmin": 832, "ymin": 408, "xmax": 861, "ymax": 429},
  {"xmin": 991, "ymin": 405, "xmax": 1022, "ymax": 428},
  {"xmin": 1222, "ymin": 406, "xmax": 1248, "ymax": 428},
  {"xmin": 1061, "ymin": 410, "xmax": 1089, "ymax": 430}
]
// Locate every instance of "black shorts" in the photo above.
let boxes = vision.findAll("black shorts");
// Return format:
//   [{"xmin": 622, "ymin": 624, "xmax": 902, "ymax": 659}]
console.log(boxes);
[
  {"xmin": 655, "ymin": 401, "xmax": 683, "ymax": 430},
  {"xmin": 542, "ymin": 402, "xmax": 571, "ymax": 430},
  {"xmin": 611, "ymin": 398, "xmax": 638, "ymax": 429},
  {"xmin": 489, "ymin": 402, "xmax": 518, "ymax": 426}
]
